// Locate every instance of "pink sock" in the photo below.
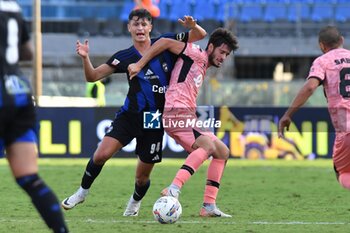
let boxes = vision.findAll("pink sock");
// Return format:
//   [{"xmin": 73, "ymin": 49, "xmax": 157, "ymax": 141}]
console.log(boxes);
[
  {"xmin": 204, "ymin": 158, "xmax": 227, "ymax": 204},
  {"xmin": 339, "ymin": 172, "xmax": 350, "ymax": 190},
  {"xmin": 172, "ymin": 148, "xmax": 209, "ymax": 188}
]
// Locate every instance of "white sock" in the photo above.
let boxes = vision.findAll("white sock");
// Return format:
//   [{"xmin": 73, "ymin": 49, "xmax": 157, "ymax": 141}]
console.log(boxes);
[
  {"xmin": 78, "ymin": 186, "xmax": 89, "ymax": 196},
  {"xmin": 131, "ymin": 195, "xmax": 140, "ymax": 203}
]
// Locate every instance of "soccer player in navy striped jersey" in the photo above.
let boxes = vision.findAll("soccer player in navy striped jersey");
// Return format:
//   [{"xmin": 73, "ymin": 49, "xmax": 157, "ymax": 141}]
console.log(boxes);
[
  {"xmin": 0, "ymin": 0, "xmax": 69, "ymax": 232},
  {"xmin": 61, "ymin": 9, "xmax": 206, "ymax": 216}
]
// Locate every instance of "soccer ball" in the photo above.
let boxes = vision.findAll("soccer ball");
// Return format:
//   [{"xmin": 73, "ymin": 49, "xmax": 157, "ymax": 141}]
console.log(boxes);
[{"xmin": 152, "ymin": 196, "xmax": 182, "ymax": 224}]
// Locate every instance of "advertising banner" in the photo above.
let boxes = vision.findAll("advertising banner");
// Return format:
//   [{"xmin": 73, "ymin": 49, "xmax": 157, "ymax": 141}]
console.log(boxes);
[
  {"xmin": 36, "ymin": 106, "xmax": 334, "ymax": 159},
  {"xmin": 216, "ymin": 106, "xmax": 334, "ymax": 160}
]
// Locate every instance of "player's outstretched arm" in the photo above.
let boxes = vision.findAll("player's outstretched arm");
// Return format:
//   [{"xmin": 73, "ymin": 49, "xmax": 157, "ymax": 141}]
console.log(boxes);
[
  {"xmin": 76, "ymin": 39, "xmax": 114, "ymax": 82},
  {"xmin": 179, "ymin": 15, "xmax": 207, "ymax": 42},
  {"xmin": 278, "ymin": 78, "xmax": 320, "ymax": 137},
  {"xmin": 128, "ymin": 38, "xmax": 185, "ymax": 79}
]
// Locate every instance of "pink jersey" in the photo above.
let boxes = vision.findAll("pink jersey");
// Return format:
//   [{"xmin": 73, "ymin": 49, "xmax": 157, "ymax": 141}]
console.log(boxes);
[
  {"xmin": 308, "ymin": 48, "xmax": 350, "ymax": 133},
  {"xmin": 164, "ymin": 43, "xmax": 208, "ymax": 110},
  {"xmin": 162, "ymin": 43, "xmax": 217, "ymax": 153}
]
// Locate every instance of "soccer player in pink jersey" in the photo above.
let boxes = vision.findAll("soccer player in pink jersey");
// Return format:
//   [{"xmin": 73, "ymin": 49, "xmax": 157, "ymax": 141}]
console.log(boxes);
[
  {"xmin": 128, "ymin": 28, "xmax": 238, "ymax": 217},
  {"xmin": 279, "ymin": 26, "xmax": 350, "ymax": 190}
]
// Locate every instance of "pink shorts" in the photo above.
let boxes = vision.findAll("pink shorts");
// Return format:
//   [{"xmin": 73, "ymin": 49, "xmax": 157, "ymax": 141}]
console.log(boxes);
[
  {"xmin": 333, "ymin": 132, "xmax": 350, "ymax": 174},
  {"xmin": 163, "ymin": 108, "xmax": 217, "ymax": 153}
]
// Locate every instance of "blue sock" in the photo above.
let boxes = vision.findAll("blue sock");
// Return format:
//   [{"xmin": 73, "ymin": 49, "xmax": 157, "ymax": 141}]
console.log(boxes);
[
  {"xmin": 16, "ymin": 174, "xmax": 68, "ymax": 233},
  {"xmin": 133, "ymin": 180, "xmax": 150, "ymax": 201},
  {"xmin": 81, "ymin": 158, "xmax": 104, "ymax": 189}
]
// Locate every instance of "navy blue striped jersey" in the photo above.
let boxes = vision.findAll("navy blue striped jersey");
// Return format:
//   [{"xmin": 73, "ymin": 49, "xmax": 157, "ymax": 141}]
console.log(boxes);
[
  {"xmin": 0, "ymin": 0, "xmax": 32, "ymax": 107},
  {"xmin": 106, "ymin": 32, "xmax": 189, "ymax": 114}
]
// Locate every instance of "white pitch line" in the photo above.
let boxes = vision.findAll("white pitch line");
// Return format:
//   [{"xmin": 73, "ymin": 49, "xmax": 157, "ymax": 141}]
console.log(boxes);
[
  {"xmin": 0, "ymin": 218, "xmax": 350, "ymax": 225},
  {"xmin": 0, "ymin": 218, "xmax": 349, "ymax": 225},
  {"xmin": 251, "ymin": 221, "xmax": 348, "ymax": 225}
]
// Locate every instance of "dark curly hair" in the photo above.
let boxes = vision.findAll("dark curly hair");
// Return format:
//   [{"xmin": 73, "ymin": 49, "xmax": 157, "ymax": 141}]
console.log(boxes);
[
  {"xmin": 206, "ymin": 28, "xmax": 238, "ymax": 52},
  {"xmin": 128, "ymin": 9, "xmax": 152, "ymax": 24}
]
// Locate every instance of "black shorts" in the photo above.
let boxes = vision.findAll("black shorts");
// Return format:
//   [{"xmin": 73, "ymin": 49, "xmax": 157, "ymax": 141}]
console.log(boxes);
[
  {"xmin": 105, "ymin": 112, "xmax": 164, "ymax": 164},
  {"xmin": 0, "ymin": 104, "xmax": 36, "ymax": 146}
]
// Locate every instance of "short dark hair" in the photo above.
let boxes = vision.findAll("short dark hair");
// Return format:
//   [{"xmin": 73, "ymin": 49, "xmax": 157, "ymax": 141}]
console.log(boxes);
[
  {"xmin": 206, "ymin": 28, "xmax": 238, "ymax": 52},
  {"xmin": 319, "ymin": 26, "xmax": 342, "ymax": 49},
  {"xmin": 128, "ymin": 9, "xmax": 152, "ymax": 24}
]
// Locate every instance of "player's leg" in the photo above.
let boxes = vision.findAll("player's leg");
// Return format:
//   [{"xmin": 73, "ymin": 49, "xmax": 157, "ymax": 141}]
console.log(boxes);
[
  {"xmin": 82, "ymin": 136, "xmax": 124, "ymax": 187},
  {"xmin": 123, "ymin": 159, "xmax": 154, "ymax": 216},
  {"xmin": 124, "ymin": 130, "xmax": 162, "ymax": 216},
  {"xmin": 173, "ymin": 134, "xmax": 215, "ymax": 188},
  {"xmin": 62, "ymin": 113, "xmax": 135, "ymax": 210},
  {"xmin": 162, "ymin": 131, "xmax": 215, "ymax": 198},
  {"xmin": 62, "ymin": 136, "xmax": 123, "ymax": 210},
  {"xmin": 333, "ymin": 133, "xmax": 350, "ymax": 190},
  {"xmin": 200, "ymin": 139, "xmax": 231, "ymax": 217},
  {"xmin": 339, "ymin": 172, "xmax": 350, "ymax": 189},
  {"xmin": 7, "ymin": 140, "xmax": 69, "ymax": 232}
]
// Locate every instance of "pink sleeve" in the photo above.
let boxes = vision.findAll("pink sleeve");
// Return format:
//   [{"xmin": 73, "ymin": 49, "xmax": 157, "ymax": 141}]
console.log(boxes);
[
  {"xmin": 182, "ymin": 43, "xmax": 202, "ymax": 60},
  {"xmin": 307, "ymin": 57, "xmax": 325, "ymax": 81}
]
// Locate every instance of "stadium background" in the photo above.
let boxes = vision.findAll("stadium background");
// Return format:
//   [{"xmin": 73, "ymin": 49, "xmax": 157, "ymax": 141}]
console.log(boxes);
[{"xmin": 16, "ymin": 0, "xmax": 346, "ymax": 159}]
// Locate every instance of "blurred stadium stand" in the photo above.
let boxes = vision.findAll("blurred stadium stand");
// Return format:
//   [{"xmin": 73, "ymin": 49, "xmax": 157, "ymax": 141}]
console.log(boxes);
[
  {"xmin": 17, "ymin": 0, "xmax": 348, "ymax": 107},
  {"xmin": 19, "ymin": 0, "xmax": 350, "ymax": 36}
]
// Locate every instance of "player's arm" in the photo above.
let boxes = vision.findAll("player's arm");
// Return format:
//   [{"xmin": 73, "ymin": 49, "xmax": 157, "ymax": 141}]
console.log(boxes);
[
  {"xmin": 179, "ymin": 15, "xmax": 207, "ymax": 42},
  {"xmin": 128, "ymin": 38, "xmax": 185, "ymax": 79},
  {"xmin": 278, "ymin": 77, "xmax": 320, "ymax": 137},
  {"xmin": 76, "ymin": 40, "xmax": 114, "ymax": 82}
]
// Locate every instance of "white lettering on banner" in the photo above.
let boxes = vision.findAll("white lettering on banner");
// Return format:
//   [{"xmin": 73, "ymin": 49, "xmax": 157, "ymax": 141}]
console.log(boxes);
[
  {"xmin": 96, "ymin": 119, "xmax": 113, "ymax": 140},
  {"xmin": 123, "ymin": 139, "xmax": 136, "ymax": 152},
  {"xmin": 167, "ymin": 136, "xmax": 185, "ymax": 152},
  {"xmin": 120, "ymin": 135, "xmax": 185, "ymax": 153}
]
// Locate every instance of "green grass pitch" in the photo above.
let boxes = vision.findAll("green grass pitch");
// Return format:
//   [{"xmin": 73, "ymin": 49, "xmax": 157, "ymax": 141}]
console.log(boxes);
[{"xmin": 1, "ymin": 158, "xmax": 350, "ymax": 233}]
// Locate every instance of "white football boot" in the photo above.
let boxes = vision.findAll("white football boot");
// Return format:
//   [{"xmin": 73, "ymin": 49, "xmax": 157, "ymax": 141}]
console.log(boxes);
[
  {"xmin": 123, "ymin": 195, "xmax": 141, "ymax": 216},
  {"xmin": 160, "ymin": 186, "xmax": 181, "ymax": 199},
  {"xmin": 61, "ymin": 187, "xmax": 88, "ymax": 210},
  {"xmin": 199, "ymin": 204, "xmax": 232, "ymax": 217}
]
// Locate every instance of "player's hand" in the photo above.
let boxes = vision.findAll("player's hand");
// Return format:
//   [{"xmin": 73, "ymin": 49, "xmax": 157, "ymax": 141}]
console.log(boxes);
[
  {"xmin": 278, "ymin": 115, "xmax": 292, "ymax": 138},
  {"xmin": 128, "ymin": 63, "xmax": 141, "ymax": 80},
  {"xmin": 178, "ymin": 15, "xmax": 197, "ymax": 29},
  {"xmin": 76, "ymin": 39, "xmax": 89, "ymax": 58}
]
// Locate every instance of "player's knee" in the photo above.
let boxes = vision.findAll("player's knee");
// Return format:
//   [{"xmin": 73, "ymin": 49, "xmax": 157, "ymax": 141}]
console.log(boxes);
[
  {"xmin": 93, "ymin": 150, "xmax": 112, "ymax": 165},
  {"xmin": 194, "ymin": 136, "xmax": 216, "ymax": 155},
  {"xmin": 339, "ymin": 173, "xmax": 350, "ymax": 190},
  {"xmin": 221, "ymin": 146, "xmax": 230, "ymax": 160},
  {"xmin": 339, "ymin": 179, "xmax": 350, "ymax": 190},
  {"xmin": 202, "ymin": 141, "xmax": 216, "ymax": 155},
  {"xmin": 212, "ymin": 141, "xmax": 230, "ymax": 160}
]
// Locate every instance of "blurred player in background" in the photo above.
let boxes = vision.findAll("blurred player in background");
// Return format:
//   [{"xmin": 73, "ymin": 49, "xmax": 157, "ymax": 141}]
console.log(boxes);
[
  {"xmin": 128, "ymin": 28, "xmax": 238, "ymax": 217},
  {"xmin": 85, "ymin": 77, "xmax": 110, "ymax": 107},
  {"xmin": 0, "ymin": 0, "xmax": 69, "ymax": 232},
  {"xmin": 134, "ymin": 0, "xmax": 160, "ymax": 18},
  {"xmin": 279, "ymin": 26, "xmax": 350, "ymax": 190},
  {"xmin": 61, "ymin": 9, "xmax": 206, "ymax": 216}
]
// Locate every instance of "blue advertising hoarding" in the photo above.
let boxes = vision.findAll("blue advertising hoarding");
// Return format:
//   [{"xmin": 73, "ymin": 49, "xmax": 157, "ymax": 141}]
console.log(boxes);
[{"xmin": 35, "ymin": 106, "xmax": 335, "ymax": 159}]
